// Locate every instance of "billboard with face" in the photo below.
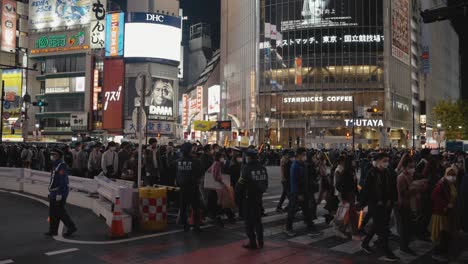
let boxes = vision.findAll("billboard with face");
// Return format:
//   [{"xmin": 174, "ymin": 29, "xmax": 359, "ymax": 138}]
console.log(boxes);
[{"xmin": 126, "ymin": 76, "xmax": 175, "ymax": 120}]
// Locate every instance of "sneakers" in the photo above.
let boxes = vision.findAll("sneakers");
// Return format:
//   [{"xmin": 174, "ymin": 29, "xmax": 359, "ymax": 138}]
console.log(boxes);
[
  {"xmin": 361, "ymin": 244, "xmax": 375, "ymax": 254},
  {"xmin": 307, "ymin": 226, "xmax": 323, "ymax": 237},
  {"xmin": 44, "ymin": 231, "xmax": 58, "ymax": 237},
  {"xmin": 381, "ymin": 252, "xmax": 400, "ymax": 262},
  {"xmin": 431, "ymin": 254, "xmax": 448, "ymax": 262},
  {"xmin": 400, "ymin": 247, "xmax": 417, "ymax": 256},
  {"xmin": 335, "ymin": 229, "xmax": 348, "ymax": 239},
  {"xmin": 284, "ymin": 229, "xmax": 297, "ymax": 237},
  {"xmin": 63, "ymin": 226, "xmax": 77, "ymax": 237}
]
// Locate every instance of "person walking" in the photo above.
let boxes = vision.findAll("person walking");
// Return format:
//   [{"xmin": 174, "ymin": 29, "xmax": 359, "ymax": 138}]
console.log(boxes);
[
  {"xmin": 285, "ymin": 148, "xmax": 321, "ymax": 237},
  {"xmin": 430, "ymin": 167, "xmax": 459, "ymax": 262},
  {"xmin": 176, "ymin": 143, "xmax": 203, "ymax": 232},
  {"xmin": 45, "ymin": 148, "xmax": 77, "ymax": 237},
  {"xmin": 71, "ymin": 142, "xmax": 88, "ymax": 177},
  {"xmin": 101, "ymin": 141, "xmax": 119, "ymax": 178},
  {"xmin": 236, "ymin": 149, "xmax": 268, "ymax": 250},
  {"xmin": 277, "ymin": 151, "xmax": 293, "ymax": 212},
  {"xmin": 360, "ymin": 153, "xmax": 399, "ymax": 262},
  {"xmin": 396, "ymin": 156, "xmax": 419, "ymax": 255}
]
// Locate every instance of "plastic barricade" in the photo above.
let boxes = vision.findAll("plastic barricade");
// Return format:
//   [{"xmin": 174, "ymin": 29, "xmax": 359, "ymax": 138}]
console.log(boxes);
[{"xmin": 139, "ymin": 187, "xmax": 168, "ymax": 231}]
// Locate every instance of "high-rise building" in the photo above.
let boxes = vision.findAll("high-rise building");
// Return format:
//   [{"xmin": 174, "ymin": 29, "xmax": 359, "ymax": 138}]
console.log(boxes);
[{"xmin": 221, "ymin": 0, "xmax": 460, "ymax": 149}]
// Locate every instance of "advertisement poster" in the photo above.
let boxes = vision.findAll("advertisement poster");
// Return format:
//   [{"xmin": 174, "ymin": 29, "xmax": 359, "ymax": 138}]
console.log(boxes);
[
  {"xmin": 90, "ymin": 0, "xmax": 106, "ymax": 49},
  {"xmin": 1, "ymin": 0, "xmax": 17, "ymax": 52},
  {"xmin": 208, "ymin": 85, "xmax": 220, "ymax": 114},
  {"xmin": 1, "ymin": 70, "xmax": 23, "ymax": 140},
  {"xmin": 29, "ymin": 0, "xmax": 92, "ymax": 30},
  {"xmin": 127, "ymin": 76, "xmax": 175, "ymax": 119},
  {"xmin": 30, "ymin": 30, "xmax": 89, "ymax": 55},
  {"xmin": 182, "ymin": 94, "xmax": 188, "ymax": 126},
  {"xmin": 392, "ymin": 0, "xmax": 410, "ymax": 65},
  {"xmin": 105, "ymin": 12, "xmax": 124, "ymax": 57},
  {"xmin": 102, "ymin": 59, "xmax": 124, "ymax": 130}
]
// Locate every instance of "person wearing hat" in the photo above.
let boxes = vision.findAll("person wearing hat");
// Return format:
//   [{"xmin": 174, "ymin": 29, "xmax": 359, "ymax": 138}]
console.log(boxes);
[
  {"xmin": 430, "ymin": 167, "xmax": 459, "ymax": 262},
  {"xmin": 236, "ymin": 149, "xmax": 268, "ymax": 249},
  {"xmin": 45, "ymin": 148, "xmax": 77, "ymax": 237},
  {"xmin": 101, "ymin": 141, "xmax": 119, "ymax": 178},
  {"xmin": 176, "ymin": 142, "xmax": 203, "ymax": 232}
]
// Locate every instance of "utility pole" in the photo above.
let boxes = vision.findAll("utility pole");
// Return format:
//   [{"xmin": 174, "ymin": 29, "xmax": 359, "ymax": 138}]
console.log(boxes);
[
  {"xmin": 137, "ymin": 73, "xmax": 149, "ymax": 188},
  {"xmin": 0, "ymin": 81, "xmax": 4, "ymax": 144}
]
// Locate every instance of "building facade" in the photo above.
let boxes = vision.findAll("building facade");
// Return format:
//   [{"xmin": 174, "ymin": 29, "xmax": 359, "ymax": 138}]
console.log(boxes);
[{"xmin": 221, "ymin": 0, "xmax": 459, "ymax": 149}]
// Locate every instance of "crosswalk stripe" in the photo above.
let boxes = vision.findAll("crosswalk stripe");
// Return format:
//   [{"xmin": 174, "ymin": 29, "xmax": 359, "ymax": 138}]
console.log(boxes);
[
  {"xmin": 288, "ymin": 227, "xmax": 336, "ymax": 245},
  {"xmin": 393, "ymin": 240, "xmax": 433, "ymax": 264},
  {"xmin": 262, "ymin": 195, "xmax": 282, "ymax": 200},
  {"xmin": 0, "ymin": 260, "xmax": 14, "ymax": 264}
]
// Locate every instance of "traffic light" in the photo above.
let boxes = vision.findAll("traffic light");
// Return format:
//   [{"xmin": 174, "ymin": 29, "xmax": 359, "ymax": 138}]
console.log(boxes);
[
  {"xmin": 32, "ymin": 100, "xmax": 48, "ymax": 107},
  {"xmin": 367, "ymin": 107, "xmax": 378, "ymax": 113},
  {"xmin": 346, "ymin": 132, "xmax": 350, "ymax": 140}
]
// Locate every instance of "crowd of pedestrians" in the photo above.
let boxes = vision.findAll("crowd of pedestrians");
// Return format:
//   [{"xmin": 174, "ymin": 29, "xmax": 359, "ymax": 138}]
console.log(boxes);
[{"xmin": 1, "ymin": 141, "xmax": 467, "ymax": 260}]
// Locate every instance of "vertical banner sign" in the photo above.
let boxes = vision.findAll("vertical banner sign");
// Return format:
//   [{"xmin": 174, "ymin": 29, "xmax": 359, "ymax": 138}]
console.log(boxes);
[
  {"xmin": 182, "ymin": 94, "xmax": 188, "ymax": 127},
  {"xmin": 196, "ymin": 86, "xmax": 203, "ymax": 119},
  {"xmin": 105, "ymin": 12, "xmax": 124, "ymax": 57},
  {"xmin": 295, "ymin": 57, "xmax": 302, "ymax": 86},
  {"xmin": 1, "ymin": 0, "xmax": 17, "ymax": 52},
  {"xmin": 102, "ymin": 59, "xmax": 124, "ymax": 130},
  {"xmin": 92, "ymin": 69, "xmax": 101, "ymax": 111},
  {"xmin": 90, "ymin": 0, "xmax": 107, "ymax": 49},
  {"xmin": 391, "ymin": 0, "xmax": 410, "ymax": 65}
]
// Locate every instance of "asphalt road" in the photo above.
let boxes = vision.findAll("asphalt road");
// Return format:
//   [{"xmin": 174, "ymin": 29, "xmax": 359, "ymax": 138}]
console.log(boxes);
[{"xmin": 1, "ymin": 166, "xmax": 468, "ymax": 264}]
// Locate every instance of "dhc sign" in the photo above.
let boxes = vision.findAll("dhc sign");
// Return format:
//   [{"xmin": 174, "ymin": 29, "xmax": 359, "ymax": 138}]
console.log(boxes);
[
  {"xmin": 345, "ymin": 119, "xmax": 384, "ymax": 127},
  {"xmin": 146, "ymin": 14, "xmax": 164, "ymax": 22}
]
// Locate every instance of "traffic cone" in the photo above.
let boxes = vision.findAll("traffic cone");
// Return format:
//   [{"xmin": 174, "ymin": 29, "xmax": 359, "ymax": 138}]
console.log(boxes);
[{"xmin": 109, "ymin": 196, "xmax": 126, "ymax": 239}]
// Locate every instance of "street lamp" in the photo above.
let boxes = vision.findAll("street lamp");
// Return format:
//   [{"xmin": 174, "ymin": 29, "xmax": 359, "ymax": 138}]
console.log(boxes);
[
  {"xmin": 264, "ymin": 116, "xmax": 270, "ymax": 123},
  {"xmin": 458, "ymin": 126, "xmax": 462, "ymax": 129},
  {"xmin": 437, "ymin": 123, "xmax": 442, "ymax": 128}
]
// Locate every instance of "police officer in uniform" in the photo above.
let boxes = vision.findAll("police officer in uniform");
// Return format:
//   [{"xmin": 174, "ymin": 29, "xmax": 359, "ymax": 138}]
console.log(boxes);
[
  {"xmin": 45, "ymin": 148, "xmax": 77, "ymax": 237},
  {"xmin": 236, "ymin": 149, "xmax": 268, "ymax": 249},
  {"xmin": 176, "ymin": 143, "xmax": 203, "ymax": 232}
]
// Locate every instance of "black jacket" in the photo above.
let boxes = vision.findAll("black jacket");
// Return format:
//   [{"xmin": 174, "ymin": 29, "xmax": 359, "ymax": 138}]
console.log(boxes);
[{"xmin": 363, "ymin": 166, "xmax": 398, "ymax": 207}]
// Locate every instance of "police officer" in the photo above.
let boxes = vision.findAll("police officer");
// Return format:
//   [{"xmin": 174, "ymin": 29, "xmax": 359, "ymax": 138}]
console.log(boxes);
[
  {"xmin": 176, "ymin": 143, "xmax": 203, "ymax": 232},
  {"xmin": 45, "ymin": 148, "xmax": 77, "ymax": 237},
  {"xmin": 236, "ymin": 149, "xmax": 268, "ymax": 250}
]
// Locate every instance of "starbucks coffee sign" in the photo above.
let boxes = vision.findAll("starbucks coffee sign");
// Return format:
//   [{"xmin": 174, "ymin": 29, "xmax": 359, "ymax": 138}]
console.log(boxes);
[{"xmin": 345, "ymin": 119, "xmax": 384, "ymax": 127}]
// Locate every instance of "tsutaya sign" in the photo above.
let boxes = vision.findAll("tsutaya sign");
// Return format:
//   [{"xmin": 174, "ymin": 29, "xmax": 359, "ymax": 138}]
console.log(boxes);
[
  {"xmin": 283, "ymin": 96, "xmax": 353, "ymax": 103},
  {"xmin": 345, "ymin": 119, "xmax": 384, "ymax": 127}
]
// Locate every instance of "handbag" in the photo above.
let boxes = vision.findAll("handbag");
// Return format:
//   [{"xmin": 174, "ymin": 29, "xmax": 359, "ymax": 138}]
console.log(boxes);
[
  {"xmin": 218, "ymin": 186, "xmax": 236, "ymax": 209},
  {"xmin": 334, "ymin": 202, "xmax": 350, "ymax": 225},
  {"xmin": 203, "ymin": 164, "xmax": 231, "ymax": 190}
]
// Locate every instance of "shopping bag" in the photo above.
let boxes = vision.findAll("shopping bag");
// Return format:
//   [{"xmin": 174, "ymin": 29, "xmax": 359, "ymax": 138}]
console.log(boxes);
[
  {"xmin": 334, "ymin": 202, "xmax": 350, "ymax": 225},
  {"xmin": 203, "ymin": 171, "xmax": 231, "ymax": 190},
  {"xmin": 218, "ymin": 186, "xmax": 236, "ymax": 209}
]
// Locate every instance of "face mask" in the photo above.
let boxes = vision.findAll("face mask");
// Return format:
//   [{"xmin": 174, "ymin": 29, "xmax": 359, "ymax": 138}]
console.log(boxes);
[
  {"xmin": 379, "ymin": 162, "xmax": 389, "ymax": 169},
  {"xmin": 407, "ymin": 168, "xmax": 416, "ymax": 175},
  {"xmin": 220, "ymin": 158, "xmax": 225, "ymax": 163},
  {"xmin": 446, "ymin": 176, "xmax": 456, "ymax": 183},
  {"xmin": 50, "ymin": 155, "xmax": 56, "ymax": 161},
  {"xmin": 372, "ymin": 161, "xmax": 377, "ymax": 167}
]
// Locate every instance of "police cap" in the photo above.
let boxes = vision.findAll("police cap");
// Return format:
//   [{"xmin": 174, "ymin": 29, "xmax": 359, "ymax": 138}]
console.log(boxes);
[
  {"xmin": 50, "ymin": 148, "xmax": 64, "ymax": 157},
  {"xmin": 180, "ymin": 142, "xmax": 192, "ymax": 153}
]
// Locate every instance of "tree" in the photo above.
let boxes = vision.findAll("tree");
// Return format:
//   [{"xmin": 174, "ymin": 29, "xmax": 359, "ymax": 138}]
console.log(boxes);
[{"xmin": 433, "ymin": 100, "xmax": 468, "ymax": 140}]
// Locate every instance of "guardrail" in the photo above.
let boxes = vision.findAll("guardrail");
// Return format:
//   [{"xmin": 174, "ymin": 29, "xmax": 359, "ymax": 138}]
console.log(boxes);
[{"xmin": 0, "ymin": 167, "xmax": 134, "ymax": 233}]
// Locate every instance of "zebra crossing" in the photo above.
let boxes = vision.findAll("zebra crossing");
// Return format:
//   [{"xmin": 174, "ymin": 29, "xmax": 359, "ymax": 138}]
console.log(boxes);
[{"xmin": 258, "ymin": 194, "xmax": 437, "ymax": 263}]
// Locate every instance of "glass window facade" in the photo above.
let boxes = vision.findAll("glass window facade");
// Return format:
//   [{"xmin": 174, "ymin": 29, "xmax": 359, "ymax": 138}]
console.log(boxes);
[
  {"xmin": 44, "ymin": 55, "xmax": 86, "ymax": 74},
  {"xmin": 259, "ymin": 0, "xmax": 385, "ymax": 147}
]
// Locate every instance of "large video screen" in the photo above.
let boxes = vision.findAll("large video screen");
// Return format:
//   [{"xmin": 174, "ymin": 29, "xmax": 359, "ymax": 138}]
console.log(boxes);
[{"xmin": 124, "ymin": 13, "xmax": 181, "ymax": 62}]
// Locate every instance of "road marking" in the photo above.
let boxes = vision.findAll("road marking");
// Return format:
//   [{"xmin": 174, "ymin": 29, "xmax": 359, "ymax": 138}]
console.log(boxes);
[
  {"xmin": 45, "ymin": 248, "xmax": 79, "ymax": 256},
  {"xmin": 0, "ymin": 259, "xmax": 14, "ymax": 264},
  {"xmin": 262, "ymin": 195, "xmax": 282, "ymax": 200},
  {"xmin": 288, "ymin": 227, "xmax": 335, "ymax": 245},
  {"xmin": 393, "ymin": 240, "xmax": 433, "ymax": 264},
  {"xmin": 9, "ymin": 191, "xmax": 49, "ymax": 206}
]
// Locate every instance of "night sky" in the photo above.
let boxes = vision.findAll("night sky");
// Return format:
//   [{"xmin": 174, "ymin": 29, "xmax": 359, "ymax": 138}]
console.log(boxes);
[{"xmin": 181, "ymin": 0, "xmax": 221, "ymax": 49}]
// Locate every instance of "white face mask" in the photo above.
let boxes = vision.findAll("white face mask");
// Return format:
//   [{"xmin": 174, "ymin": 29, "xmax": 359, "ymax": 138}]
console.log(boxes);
[
  {"xmin": 372, "ymin": 161, "xmax": 377, "ymax": 167},
  {"xmin": 50, "ymin": 155, "xmax": 56, "ymax": 161},
  {"xmin": 446, "ymin": 176, "xmax": 456, "ymax": 183}
]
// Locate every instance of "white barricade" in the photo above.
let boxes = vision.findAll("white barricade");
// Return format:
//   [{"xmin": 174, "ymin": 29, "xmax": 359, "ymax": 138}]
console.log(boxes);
[
  {"xmin": 0, "ymin": 167, "xmax": 24, "ymax": 191},
  {"xmin": 94, "ymin": 175, "xmax": 133, "ymax": 209}
]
